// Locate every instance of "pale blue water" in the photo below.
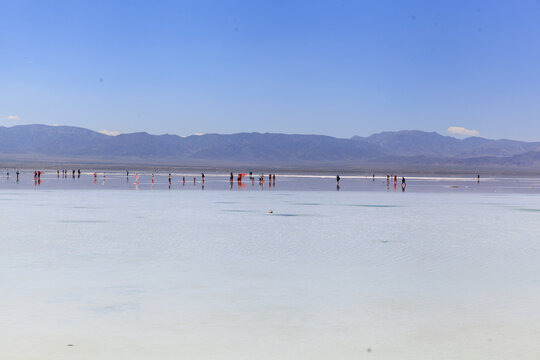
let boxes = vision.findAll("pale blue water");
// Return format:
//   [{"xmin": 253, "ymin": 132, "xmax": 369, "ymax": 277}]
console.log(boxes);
[{"xmin": 1, "ymin": 176, "xmax": 540, "ymax": 359}]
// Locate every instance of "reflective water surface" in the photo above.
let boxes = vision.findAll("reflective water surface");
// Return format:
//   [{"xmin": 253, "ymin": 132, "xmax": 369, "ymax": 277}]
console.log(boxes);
[{"xmin": 1, "ymin": 173, "xmax": 539, "ymax": 359}]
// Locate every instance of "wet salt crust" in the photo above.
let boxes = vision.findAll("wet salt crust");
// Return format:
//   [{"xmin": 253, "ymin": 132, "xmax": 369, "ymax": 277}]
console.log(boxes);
[{"xmin": 1, "ymin": 182, "xmax": 540, "ymax": 359}]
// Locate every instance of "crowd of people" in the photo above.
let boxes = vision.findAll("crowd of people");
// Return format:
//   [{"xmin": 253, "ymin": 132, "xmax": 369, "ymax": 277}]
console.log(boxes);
[{"xmin": 5, "ymin": 169, "xmax": 485, "ymax": 192}]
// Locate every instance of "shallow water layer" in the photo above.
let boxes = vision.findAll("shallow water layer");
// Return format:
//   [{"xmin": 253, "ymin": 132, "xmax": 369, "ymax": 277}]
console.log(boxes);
[
  {"xmin": 1, "ymin": 188, "xmax": 540, "ymax": 359},
  {"xmin": 2, "ymin": 170, "xmax": 540, "ymax": 194}
]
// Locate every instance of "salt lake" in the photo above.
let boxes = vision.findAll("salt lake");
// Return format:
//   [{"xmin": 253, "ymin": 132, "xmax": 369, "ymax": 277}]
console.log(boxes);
[{"xmin": 1, "ymin": 171, "xmax": 539, "ymax": 359}]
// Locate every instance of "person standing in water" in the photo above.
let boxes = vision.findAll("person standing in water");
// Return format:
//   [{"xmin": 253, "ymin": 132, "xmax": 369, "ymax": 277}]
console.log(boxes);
[
  {"xmin": 401, "ymin": 177, "xmax": 406, "ymax": 191},
  {"xmin": 201, "ymin": 172, "xmax": 205, "ymax": 184},
  {"xmin": 182, "ymin": 176, "xmax": 185, "ymax": 186},
  {"xmin": 230, "ymin": 172, "xmax": 234, "ymax": 182},
  {"xmin": 477, "ymin": 174, "xmax": 480, "ymax": 183},
  {"xmin": 16, "ymin": 170, "xmax": 20, "ymax": 182},
  {"xmin": 168, "ymin": 173, "xmax": 172, "ymax": 185},
  {"xmin": 336, "ymin": 174, "xmax": 340, "ymax": 185}
]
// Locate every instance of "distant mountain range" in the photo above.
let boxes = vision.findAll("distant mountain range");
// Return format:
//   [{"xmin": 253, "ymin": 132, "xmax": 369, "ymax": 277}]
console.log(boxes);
[{"xmin": 1, "ymin": 125, "xmax": 540, "ymax": 172}]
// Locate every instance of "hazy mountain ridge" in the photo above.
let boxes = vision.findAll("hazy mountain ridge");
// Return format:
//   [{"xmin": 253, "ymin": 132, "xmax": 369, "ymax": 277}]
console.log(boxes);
[
  {"xmin": 1, "ymin": 124, "xmax": 540, "ymax": 170},
  {"xmin": 353, "ymin": 130, "xmax": 540, "ymax": 158}
]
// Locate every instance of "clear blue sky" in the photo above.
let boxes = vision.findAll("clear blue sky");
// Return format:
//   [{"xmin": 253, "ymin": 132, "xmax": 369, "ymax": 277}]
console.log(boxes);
[{"xmin": 1, "ymin": 0, "xmax": 540, "ymax": 140}]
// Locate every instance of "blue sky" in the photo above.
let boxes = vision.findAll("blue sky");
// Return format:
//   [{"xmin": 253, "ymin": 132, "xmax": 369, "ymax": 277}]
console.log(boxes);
[{"xmin": 1, "ymin": 0, "xmax": 540, "ymax": 140}]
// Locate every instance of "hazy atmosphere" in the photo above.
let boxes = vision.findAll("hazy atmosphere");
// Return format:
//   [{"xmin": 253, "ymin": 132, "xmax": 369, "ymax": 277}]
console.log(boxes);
[{"xmin": 2, "ymin": 0, "xmax": 540, "ymax": 140}]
